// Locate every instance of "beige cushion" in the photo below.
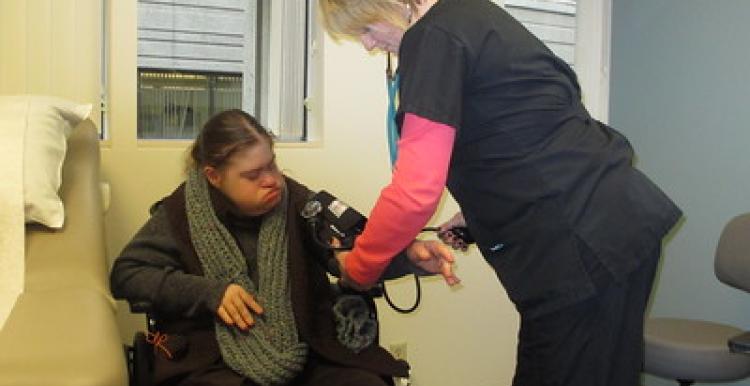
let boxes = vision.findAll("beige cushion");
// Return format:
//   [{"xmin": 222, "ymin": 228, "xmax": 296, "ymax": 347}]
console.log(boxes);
[
  {"xmin": 0, "ymin": 95, "xmax": 91, "ymax": 228},
  {"xmin": 0, "ymin": 290, "xmax": 127, "ymax": 386},
  {"xmin": 25, "ymin": 120, "xmax": 109, "ymax": 294},
  {"xmin": 0, "ymin": 121, "xmax": 126, "ymax": 386},
  {"xmin": 645, "ymin": 318, "xmax": 750, "ymax": 382}
]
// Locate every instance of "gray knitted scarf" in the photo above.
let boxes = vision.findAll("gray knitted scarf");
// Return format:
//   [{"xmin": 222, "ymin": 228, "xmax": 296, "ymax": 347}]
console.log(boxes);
[{"xmin": 185, "ymin": 169, "xmax": 308, "ymax": 385}]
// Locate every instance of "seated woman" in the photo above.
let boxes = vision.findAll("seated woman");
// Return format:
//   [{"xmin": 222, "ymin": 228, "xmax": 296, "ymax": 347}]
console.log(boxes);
[{"xmin": 109, "ymin": 109, "xmax": 458, "ymax": 386}]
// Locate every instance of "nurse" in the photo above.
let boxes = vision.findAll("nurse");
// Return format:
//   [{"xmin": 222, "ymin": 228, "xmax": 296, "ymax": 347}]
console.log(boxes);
[{"xmin": 318, "ymin": 1, "xmax": 682, "ymax": 386}]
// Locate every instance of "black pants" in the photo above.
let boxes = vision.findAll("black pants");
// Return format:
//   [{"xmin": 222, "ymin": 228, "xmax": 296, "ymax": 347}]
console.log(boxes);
[
  {"xmin": 176, "ymin": 355, "xmax": 393, "ymax": 386},
  {"xmin": 512, "ymin": 245, "xmax": 661, "ymax": 386},
  {"xmin": 291, "ymin": 362, "xmax": 394, "ymax": 386}
]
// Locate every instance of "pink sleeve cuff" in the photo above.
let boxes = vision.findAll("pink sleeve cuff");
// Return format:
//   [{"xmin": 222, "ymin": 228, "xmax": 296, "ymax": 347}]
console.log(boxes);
[{"xmin": 345, "ymin": 113, "xmax": 456, "ymax": 286}]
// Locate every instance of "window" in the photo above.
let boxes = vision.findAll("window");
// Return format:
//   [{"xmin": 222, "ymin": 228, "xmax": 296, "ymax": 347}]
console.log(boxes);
[
  {"xmin": 137, "ymin": 70, "xmax": 242, "ymax": 139},
  {"xmin": 136, "ymin": 0, "xmax": 311, "ymax": 141}
]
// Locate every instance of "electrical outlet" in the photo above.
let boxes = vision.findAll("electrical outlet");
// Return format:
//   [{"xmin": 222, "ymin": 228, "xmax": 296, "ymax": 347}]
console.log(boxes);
[{"xmin": 389, "ymin": 341, "xmax": 408, "ymax": 361}]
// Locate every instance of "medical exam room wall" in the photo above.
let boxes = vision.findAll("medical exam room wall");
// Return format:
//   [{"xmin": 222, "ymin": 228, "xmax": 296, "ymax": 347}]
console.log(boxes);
[
  {"xmin": 103, "ymin": 2, "xmax": 518, "ymax": 386},
  {"xmin": 610, "ymin": 2, "xmax": 750, "ymax": 386},
  {"xmin": 0, "ymin": 0, "xmax": 102, "ymax": 122}
]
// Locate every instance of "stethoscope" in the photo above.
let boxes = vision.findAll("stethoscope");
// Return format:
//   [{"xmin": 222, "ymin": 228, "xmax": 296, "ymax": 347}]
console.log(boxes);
[
  {"xmin": 386, "ymin": 52, "xmax": 400, "ymax": 167},
  {"xmin": 383, "ymin": 52, "xmax": 423, "ymax": 313},
  {"xmin": 367, "ymin": 53, "xmax": 472, "ymax": 313}
]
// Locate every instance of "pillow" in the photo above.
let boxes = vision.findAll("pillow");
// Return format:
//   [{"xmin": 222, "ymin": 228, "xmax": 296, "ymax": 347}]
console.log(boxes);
[{"xmin": 0, "ymin": 95, "xmax": 92, "ymax": 228}]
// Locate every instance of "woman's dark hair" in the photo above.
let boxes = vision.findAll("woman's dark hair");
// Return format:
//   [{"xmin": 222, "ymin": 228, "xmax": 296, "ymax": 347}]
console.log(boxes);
[{"xmin": 188, "ymin": 109, "xmax": 274, "ymax": 170}]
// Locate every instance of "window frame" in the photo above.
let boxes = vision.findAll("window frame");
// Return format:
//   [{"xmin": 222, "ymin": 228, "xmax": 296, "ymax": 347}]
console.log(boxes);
[
  {"xmin": 257, "ymin": 0, "xmax": 313, "ymax": 142},
  {"xmin": 573, "ymin": 0, "xmax": 612, "ymax": 123}
]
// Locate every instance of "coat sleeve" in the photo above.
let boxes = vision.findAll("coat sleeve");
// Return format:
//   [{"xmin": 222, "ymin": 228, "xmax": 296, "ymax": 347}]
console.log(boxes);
[{"xmin": 109, "ymin": 205, "xmax": 230, "ymax": 318}]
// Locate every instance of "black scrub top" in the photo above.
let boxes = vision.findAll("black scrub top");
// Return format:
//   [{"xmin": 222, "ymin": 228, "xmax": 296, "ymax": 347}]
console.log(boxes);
[{"xmin": 397, "ymin": 0, "xmax": 681, "ymax": 317}]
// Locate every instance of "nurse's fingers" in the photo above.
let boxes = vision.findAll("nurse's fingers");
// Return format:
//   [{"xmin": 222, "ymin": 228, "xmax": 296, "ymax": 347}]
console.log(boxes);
[{"xmin": 441, "ymin": 260, "xmax": 461, "ymax": 286}]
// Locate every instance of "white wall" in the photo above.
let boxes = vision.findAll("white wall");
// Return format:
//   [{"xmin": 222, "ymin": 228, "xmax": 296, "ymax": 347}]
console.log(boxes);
[
  {"xmin": 610, "ymin": 2, "xmax": 750, "ymax": 386},
  {"xmin": 0, "ymin": 0, "xmax": 102, "ymax": 124}
]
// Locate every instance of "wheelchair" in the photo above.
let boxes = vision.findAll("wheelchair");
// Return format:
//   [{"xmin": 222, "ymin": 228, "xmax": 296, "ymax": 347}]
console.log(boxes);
[
  {"xmin": 123, "ymin": 287, "xmax": 411, "ymax": 386},
  {"xmin": 124, "ymin": 301, "xmax": 157, "ymax": 386}
]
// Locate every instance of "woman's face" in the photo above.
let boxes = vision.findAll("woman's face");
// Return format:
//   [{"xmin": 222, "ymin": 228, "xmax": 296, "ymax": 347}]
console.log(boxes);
[
  {"xmin": 204, "ymin": 139, "xmax": 284, "ymax": 216},
  {"xmin": 359, "ymin": 21, "xmax": 405, "ymax": 53}
]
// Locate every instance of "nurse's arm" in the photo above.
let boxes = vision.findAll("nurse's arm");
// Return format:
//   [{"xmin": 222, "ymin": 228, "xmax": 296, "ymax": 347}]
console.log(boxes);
[{"xmin": 342, "ymin": 113, "xmax": 457, "ymax": 288}]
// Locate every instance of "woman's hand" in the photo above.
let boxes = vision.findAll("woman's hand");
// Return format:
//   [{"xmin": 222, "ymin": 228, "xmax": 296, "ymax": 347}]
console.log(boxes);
[
  {"xmin": 406, "ymin": 240, "xmax": 461, "ymax": 286},
  {"xmin": 438, "ymin": 212, "xmax": 470, "ymax": 251},
  {"xmin": 216, "ymin": 284, "xmax": 264, "ymax": 331}
]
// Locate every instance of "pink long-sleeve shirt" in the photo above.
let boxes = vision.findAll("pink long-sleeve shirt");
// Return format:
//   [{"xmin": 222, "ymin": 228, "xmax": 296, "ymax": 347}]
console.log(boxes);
[{"xmin": 345, "ymin": 113, "xmax": 456, "ymax": 286}]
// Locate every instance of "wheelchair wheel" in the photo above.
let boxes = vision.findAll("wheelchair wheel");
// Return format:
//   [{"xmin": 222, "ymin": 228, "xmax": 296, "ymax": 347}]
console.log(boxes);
[{"xmin": 130, "ymin": 331, "xmax": 154, "ymax": 386}]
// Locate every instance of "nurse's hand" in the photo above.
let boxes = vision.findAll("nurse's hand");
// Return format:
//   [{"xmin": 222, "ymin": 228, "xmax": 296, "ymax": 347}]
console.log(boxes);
[
  {"xmin": 406, "ymin": 240, "xmax": 461, "ymax": 286},
  {"xmin": 438, "ymin": 212, "xmax": 470, "ymax": 251}
]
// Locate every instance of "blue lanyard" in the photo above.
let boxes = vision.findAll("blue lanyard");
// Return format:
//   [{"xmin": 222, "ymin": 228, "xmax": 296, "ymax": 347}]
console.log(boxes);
[{"xmin": 386, "ymin": 72, "xmax": 400, "ymax": 167}]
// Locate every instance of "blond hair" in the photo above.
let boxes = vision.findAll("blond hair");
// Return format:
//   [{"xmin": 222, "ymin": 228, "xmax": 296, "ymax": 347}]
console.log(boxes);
[{"xmin": 318, "ymin": 0, "xmax": 413, "ymax": 41}]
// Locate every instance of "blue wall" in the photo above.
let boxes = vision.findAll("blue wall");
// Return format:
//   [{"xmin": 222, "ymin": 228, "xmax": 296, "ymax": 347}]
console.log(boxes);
[{"xmin": 610, "ymin": 2, "xmax": 750, "ymax": 384}]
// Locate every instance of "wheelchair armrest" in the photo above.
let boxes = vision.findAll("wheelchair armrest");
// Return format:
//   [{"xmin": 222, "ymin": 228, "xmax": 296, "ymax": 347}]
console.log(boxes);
[
  {"xmin": 128, "ymin": 301, "xmax": 158, "ymax": 333},
  {"xmin": 129, "ymin": 301, "xmax": 153, "ymax": 314},
  {"xmin": 729, "ymin": 331, "xmax": 750, "ymax": 354}
]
